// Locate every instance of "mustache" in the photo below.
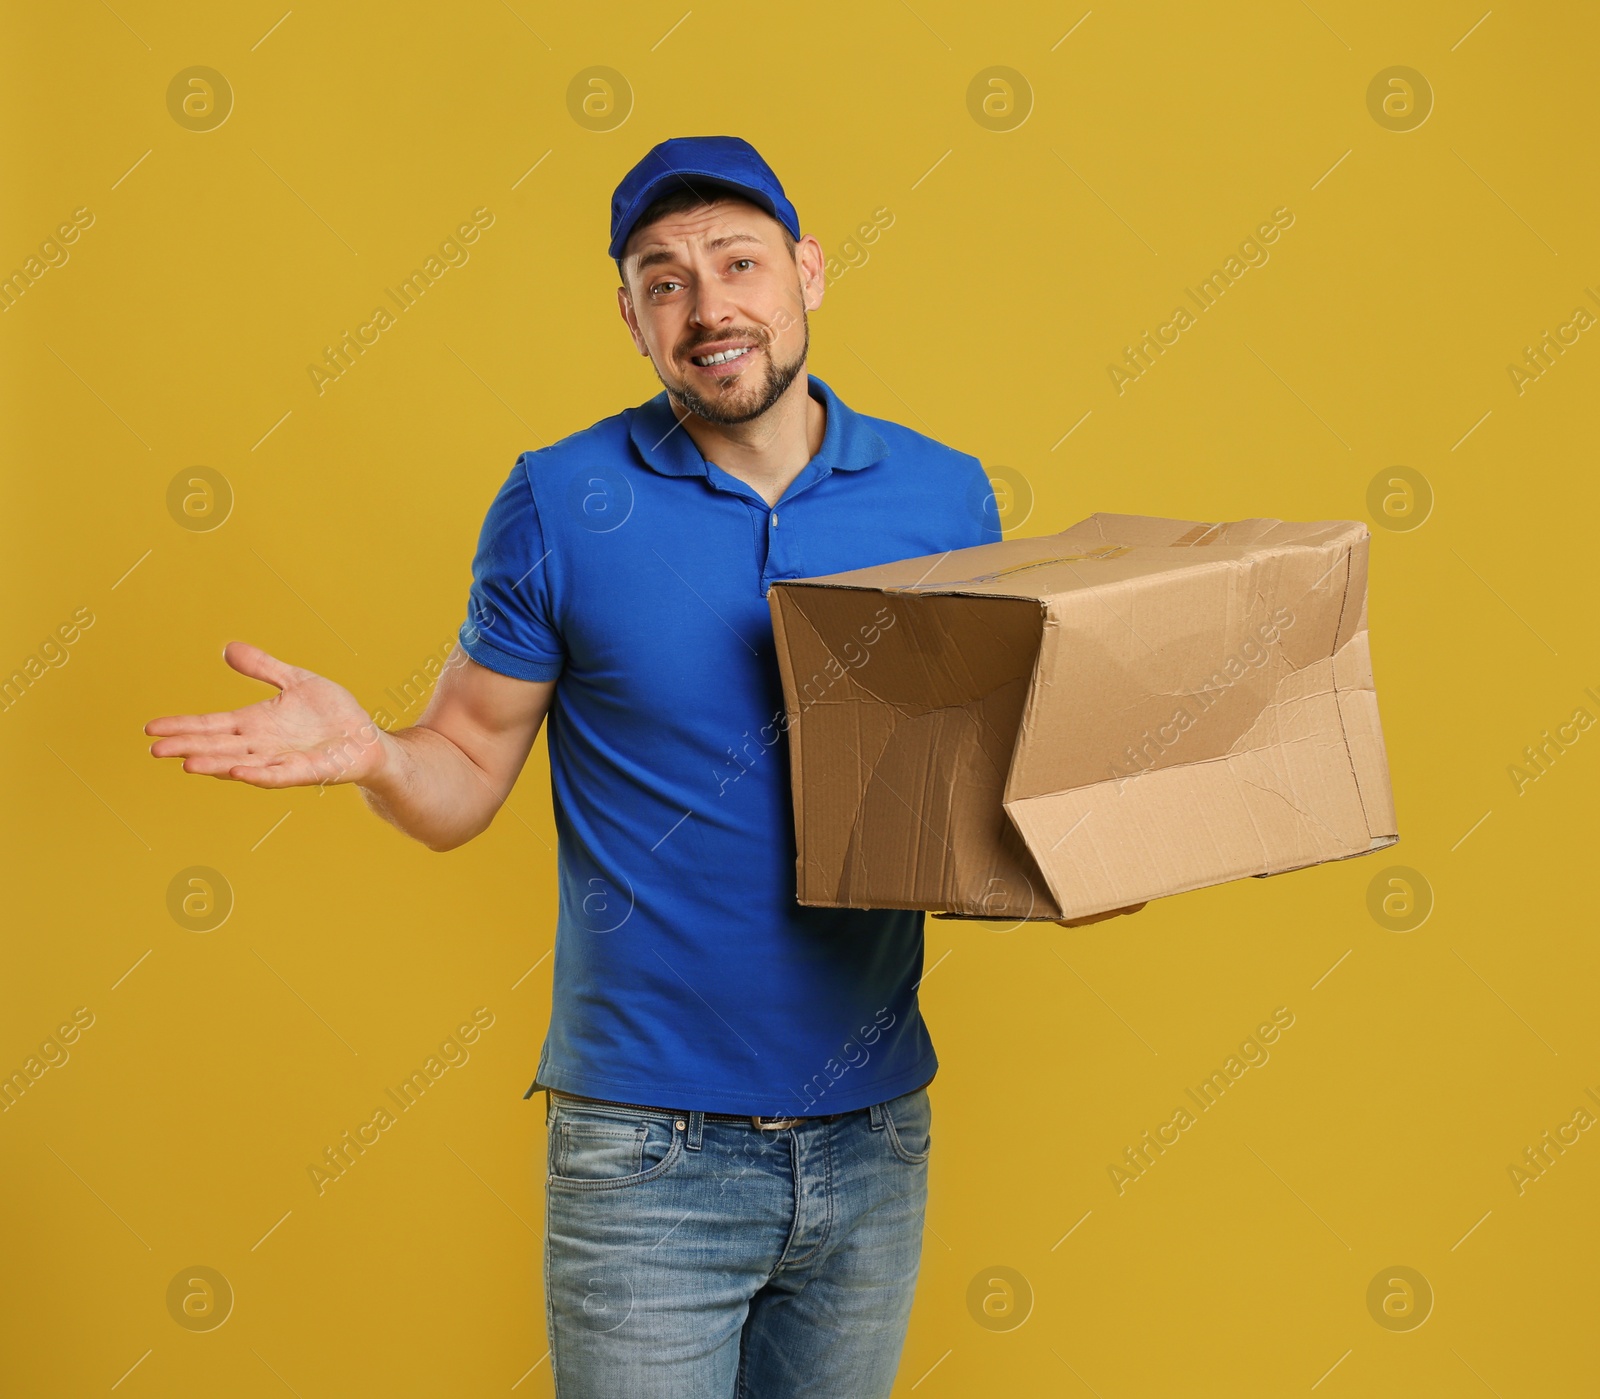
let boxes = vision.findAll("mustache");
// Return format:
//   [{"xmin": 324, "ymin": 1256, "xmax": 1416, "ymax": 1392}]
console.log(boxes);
[{"xmin": 681, "ymin": 327, "xmax": 768, "ymax": 356}]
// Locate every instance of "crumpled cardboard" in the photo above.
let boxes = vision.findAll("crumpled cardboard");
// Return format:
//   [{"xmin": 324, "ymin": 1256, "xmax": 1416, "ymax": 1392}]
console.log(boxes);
[{"xmin": 768, "ymin": 514, "xmax": 1397, "ymax": 921}]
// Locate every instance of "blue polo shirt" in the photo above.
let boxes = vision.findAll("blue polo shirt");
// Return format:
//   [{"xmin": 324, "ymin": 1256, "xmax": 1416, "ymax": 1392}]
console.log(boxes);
[{"xmin": 458, "ymin": 373, "xmax": 1000, "ymax": 1116}]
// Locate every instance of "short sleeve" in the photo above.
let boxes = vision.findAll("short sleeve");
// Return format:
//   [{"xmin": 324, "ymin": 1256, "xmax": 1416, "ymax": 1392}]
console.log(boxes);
[
  {"xmin": 967, "ymin": 455, "xmax": 1005, "ymax": 545},
  {"xmin": 458, "ymin": 454, "xmax": 565, "ymax": 681}
]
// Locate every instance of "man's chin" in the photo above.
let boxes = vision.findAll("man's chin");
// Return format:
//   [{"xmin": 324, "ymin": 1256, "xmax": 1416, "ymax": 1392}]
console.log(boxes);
[
  {"xmin": 683, "ymin": 382, "xmax": 765, "ymax": 424},
  {"xmin": 671, "ymin": 361, "xmax": 800, "ymax": 426}
]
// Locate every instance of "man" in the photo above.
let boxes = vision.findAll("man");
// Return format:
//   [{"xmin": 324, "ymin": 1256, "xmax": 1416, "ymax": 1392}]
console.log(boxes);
[{"xmin": 146, "ymin": 136, "xmax": 1136, "ymax": 1396}]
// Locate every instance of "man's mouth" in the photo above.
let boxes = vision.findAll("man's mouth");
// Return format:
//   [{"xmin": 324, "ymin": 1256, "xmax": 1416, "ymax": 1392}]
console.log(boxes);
[{"xmin": 690, "ymin": 344, "xmax": 755, "ymax": 367}]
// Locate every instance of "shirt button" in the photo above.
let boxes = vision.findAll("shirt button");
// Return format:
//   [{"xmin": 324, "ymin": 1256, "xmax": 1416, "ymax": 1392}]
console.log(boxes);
[{"xmin": 770, "ymin": 511, "xmax": 778, "ymax": 527}]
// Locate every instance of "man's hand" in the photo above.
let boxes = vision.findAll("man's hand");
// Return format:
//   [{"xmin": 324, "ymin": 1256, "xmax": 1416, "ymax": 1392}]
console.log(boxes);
[
  {"xmin": 145, "ymin": 642, "xmax": 387, "ymax": 788},
  {"xmin": 1055, "ymin": 902, "xmax": 1147, "ymax": 929},
  {"xmin": 145, "ymin": 640, "xmax": 555, "ymax": 851}
]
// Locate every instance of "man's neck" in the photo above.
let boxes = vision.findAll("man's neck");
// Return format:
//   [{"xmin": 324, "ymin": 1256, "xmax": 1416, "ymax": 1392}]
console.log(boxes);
[{"xmin": 670, "ymin": 370, "xmax": 825, "ymax": 508}]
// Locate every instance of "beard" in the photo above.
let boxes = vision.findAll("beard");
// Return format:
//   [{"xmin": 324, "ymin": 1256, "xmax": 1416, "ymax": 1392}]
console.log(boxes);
[{"xmin": 659, "ymin": 310, "xmax": 810, "ymax": 427}]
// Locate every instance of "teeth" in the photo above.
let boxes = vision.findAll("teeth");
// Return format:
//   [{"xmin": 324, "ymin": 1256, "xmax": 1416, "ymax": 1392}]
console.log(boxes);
[{"xmin": 694, "ymin": 346, "xmax": 752, "ymax": 366}]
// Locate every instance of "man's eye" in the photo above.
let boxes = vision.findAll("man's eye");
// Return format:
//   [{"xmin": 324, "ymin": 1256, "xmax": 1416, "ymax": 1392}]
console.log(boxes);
[
  {"xmin": 651, "ymin": 281, "xmax": 681, "ymax": 295},
  {"xmin": 731, "ymin": 259, "xmax": 754, "ymax": 271}
]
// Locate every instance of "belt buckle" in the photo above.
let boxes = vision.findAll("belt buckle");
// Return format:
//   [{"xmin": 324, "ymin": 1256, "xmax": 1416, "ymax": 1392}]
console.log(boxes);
[{"xmin": 751, "ymin": 1114, "xmax": 801, "ymax": 1131}]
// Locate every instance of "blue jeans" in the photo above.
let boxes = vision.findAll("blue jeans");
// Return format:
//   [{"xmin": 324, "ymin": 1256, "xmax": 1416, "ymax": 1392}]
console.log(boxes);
[{"xmin": 543, "ymin": 1085, "xmax": 933, "ymax": 1398}]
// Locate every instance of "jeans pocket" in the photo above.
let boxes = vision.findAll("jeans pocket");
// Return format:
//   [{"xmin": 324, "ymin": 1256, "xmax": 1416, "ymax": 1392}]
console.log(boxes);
[
  {"xmin": 882, "ymin": 1087, "xmax": 932, "ymax": 1165},
  {"xmin": 548, "ymin": 1106, "xmax": 685, "ymax": 1191}
]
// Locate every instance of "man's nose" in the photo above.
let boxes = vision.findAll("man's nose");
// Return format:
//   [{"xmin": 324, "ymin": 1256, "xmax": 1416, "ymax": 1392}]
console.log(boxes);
[{"xmin": 687, "ymin": 274, "xmax": 738, "ymax": 328}]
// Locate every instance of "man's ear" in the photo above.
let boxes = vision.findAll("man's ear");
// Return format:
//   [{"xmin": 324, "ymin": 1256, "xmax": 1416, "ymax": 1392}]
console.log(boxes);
[
  {"xmin": 616, "ymin": 283, "xmax": 650, "ymax": 356},
  {"xmin": 795, "ymin": 233, "xmax": 826, "ymax": 312}
]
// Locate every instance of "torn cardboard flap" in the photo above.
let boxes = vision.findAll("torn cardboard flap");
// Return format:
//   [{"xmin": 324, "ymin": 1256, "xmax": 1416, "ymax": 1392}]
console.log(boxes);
[{"xmin": 767, "ymin": 513, "xmax": 1398, "ymax": 921}]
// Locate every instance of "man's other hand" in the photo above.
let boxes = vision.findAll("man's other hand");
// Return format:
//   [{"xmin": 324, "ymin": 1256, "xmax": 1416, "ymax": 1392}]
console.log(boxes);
[
  {"xmin": 1055, "ymin": 902, "xmax": 1148, "ymax": 929},
  {"xmin": 146, "ymin": 639, "xmax": 555, "ymax": 851},
  {"xmin": 145, "ymin": 641, "xmax": 387, "ymax": 789}
]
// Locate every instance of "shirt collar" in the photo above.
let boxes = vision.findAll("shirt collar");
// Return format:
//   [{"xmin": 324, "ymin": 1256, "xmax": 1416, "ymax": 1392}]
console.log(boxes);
[{"xmin": 626, "ymin": 374, "xmax": 890, "ymax": 479}]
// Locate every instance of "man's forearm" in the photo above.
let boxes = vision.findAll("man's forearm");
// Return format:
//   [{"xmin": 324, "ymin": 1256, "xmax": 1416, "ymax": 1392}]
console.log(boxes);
[{"xmin": 357, "ymin": 725, "xmax": 507, "ymax": 852}]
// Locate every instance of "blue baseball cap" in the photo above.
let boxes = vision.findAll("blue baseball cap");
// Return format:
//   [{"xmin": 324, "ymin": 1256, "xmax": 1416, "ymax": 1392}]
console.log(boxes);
[{"xmin": 609, "ymin": 135, "xmax": 801, "ymax": 262}]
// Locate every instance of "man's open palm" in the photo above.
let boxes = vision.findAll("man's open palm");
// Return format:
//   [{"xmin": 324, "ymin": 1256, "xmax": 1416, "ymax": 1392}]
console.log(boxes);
[{"xmin": 145, "ymin": 642, "xmax": 385, "ymax": 789}]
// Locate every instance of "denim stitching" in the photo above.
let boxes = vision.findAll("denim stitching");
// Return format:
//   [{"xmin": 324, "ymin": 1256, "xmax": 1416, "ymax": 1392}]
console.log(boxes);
[
  {"xmin": 546, "ymin": 1106, "xmax": 687, "ymax": 1192},
  {"xmin": 544, "ymin": 1160, "xmax": 560, "ymax": 1392},
  {"xmin": 554, "ymin": 1120, "xmax": 644, "ymax": 1180},
  {"xmin": 882, "ymin": 1092, "xmax": 931, "ymax": 1166},
  {"xmin": 772, "ymin": 1124, "xmax": 835, "ymax": 1269}
]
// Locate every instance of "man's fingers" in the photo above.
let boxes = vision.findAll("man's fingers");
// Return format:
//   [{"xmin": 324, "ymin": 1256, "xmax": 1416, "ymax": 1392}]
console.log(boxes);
[
  {"xmin": 175, "ymin": 754, "xmax": 252, "ymax": 777},
  {"xmin": 228, "ymin": 751, "xmax": 337, "ymax": 788},
  {"xmin": 222, "ymin": 641, "xmax": 303, "ymax": 691},
  {"xmin": 145, "ymin": 710, "xmax": 244, "ymax": 738},
  {"xmin": 146, "ymin": 641, "xmax": 308, "ymax": 742},
  {"xmin": 174, "ymin": 752, "xmax": 322, "ymax": 787},
  {"xmin": 150, "ymin": 732, "xmax": 256, "ymax": 760},
  {"xmin": 1055, "ymin": 902, "xmax": 1148, "ymax": 929}
]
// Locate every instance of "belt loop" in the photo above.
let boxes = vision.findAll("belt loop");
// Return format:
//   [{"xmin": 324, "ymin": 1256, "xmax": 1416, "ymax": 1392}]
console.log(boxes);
[
  {"xmin": 686, "ymin": 1110, "xmax": 705, "ymax": 1151},
  {"xmin": 868, "ymin": 1101, "xmax": 886, "ymax": 1131}
]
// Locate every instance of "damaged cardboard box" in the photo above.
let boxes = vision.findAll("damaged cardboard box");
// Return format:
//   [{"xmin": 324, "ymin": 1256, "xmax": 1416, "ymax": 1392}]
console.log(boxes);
[{"xmin": 768, "ymin": 514, "xmax": 1397, "ymax": 922}]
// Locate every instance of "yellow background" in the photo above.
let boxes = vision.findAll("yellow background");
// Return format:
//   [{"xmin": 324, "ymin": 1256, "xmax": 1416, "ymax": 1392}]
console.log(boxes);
[{"xmin": 3, "ymin": 1, "xmax": 1596, "ymax": 1394}]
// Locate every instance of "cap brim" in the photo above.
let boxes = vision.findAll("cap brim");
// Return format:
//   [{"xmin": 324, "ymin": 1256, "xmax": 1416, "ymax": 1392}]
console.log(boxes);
[{"xmin": 610, "ymin": 173, "xmax": 786, "ymax": 261}]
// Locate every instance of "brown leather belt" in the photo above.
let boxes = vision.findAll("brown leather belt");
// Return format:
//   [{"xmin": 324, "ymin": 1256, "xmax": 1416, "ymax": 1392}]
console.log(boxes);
[
  {"xmin": 549, "ymin": 1088, "xmax": 828, "ymax": 1131},
  {"xmin": 548, "ymin": 1078, "xmax": 932, "ymax": 1132}
]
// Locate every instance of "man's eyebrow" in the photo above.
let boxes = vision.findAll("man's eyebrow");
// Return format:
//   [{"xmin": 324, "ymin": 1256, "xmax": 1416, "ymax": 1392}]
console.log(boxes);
[{"xmin": 633, "ymin": 231, "xmax": 767, "ymax": 273}]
